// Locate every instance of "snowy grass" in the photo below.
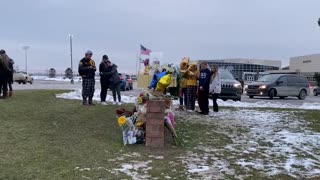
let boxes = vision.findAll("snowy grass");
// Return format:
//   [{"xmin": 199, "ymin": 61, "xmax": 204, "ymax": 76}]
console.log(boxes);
[
  {"xmin": 1, "ymin": 90, "xmax": 320, "ymax": 179},
  {"xmin": 57, "ymin": 89, "xmax": 320, "ymax": 110}
]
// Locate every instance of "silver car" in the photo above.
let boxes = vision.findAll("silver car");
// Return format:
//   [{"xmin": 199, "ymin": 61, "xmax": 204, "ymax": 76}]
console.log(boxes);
[{"xmin": 245, "ymin": 74, "xmax": 309, "ymax": 100}]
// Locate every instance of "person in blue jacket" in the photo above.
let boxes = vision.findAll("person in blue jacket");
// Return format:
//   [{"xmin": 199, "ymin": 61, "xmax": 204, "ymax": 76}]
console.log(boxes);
[{"xmin": 197, "ymin": 62, "xmax": 211, "ymax": 115}]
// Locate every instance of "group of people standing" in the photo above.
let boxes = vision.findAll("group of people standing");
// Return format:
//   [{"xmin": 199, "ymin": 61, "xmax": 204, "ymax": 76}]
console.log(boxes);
[
  {"xmin": 78, "ymin": 50, "xmax": 122, "ymax": 106},
  {"xmin": 0, "ymin": 49, "xmax": 14, "ymax": 99},
  {"xmin": 180, "ymin": 62, "xmax": 221, "ymax": 115}
]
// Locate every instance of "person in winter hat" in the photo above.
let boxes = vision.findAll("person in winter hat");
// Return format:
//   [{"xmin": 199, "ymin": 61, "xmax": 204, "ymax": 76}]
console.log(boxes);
[{"xmin": 78, "ymin": 50, "xmax": 96, "ymax": 105}]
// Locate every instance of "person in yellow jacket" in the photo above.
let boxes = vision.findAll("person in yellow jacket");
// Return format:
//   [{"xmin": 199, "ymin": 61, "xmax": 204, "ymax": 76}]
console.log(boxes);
[
  {"xmin": 179, "ymin": 77, "xmax": 188, "ymax": 109},
  {"xmin": 185, "ymin": 63, "xmax": 198, "ymax": 112}
]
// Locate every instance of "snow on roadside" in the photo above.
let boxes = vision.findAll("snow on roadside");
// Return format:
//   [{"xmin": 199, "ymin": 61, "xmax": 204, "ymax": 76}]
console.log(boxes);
[
  {"xmin": 56, "ymin": 89, "xmax": 320, "ymax": 110},
  {"xmin": 33, "ymin": 76, "xmax": 99, "ymax": 82},
  {"xmin": 216, "ymin": 99, "xmax": 320, "ymax": 110},
  {"xmin": 176, "ymin": 109, "xmax": 320, "ymax": 179},
  {"xmin": 56, "ymin": 89, "xmax": 137, "ymax": 104}
]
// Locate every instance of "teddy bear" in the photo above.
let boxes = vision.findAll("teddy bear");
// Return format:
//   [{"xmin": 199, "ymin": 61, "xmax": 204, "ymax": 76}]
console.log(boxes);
[{"xmin": 180, "ymin": 57, "xmax": 190, "ymax": 74}]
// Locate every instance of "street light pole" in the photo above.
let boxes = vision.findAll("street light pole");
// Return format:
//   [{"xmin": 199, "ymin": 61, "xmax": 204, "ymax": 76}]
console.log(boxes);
[
  {"xmin": 69, "ymin": 34, "xmax": 74, "ymax": 84},
  {"xmin": 22, "ymin": 46, "xmax": 30, "ymax": 74}
]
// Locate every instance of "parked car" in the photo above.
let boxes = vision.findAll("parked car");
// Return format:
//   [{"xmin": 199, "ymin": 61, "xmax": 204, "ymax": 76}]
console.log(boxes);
[
  {"xmin": 119, "ymin": 73, "xmax": 130, "ymax": 91},
  {"xmin": 131, "ymin": 75, "xmax": 137, "ymax": 81},
  {"xmin": 13, "ymin": 71, "xmax": 33, "ymax": 84},
  {"xmin": 245, "ymin": 74, "xmax": 309, "ymax": 100},
  {"xmin": 217, "ymin": 69, "xmax": 242, "ymax": 101},
  {"xmin": 125, "ymin": 74, "xmax": 133, "ymax": 90},
  {"xmin": 313, "ymin": 86, "xmax": 320, "ymax": 96}
]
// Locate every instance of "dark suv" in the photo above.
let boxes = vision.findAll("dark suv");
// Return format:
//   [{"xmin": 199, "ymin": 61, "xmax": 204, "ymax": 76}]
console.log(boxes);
[
  {"xmin": 218, "ymin": 69, "xmax": 242, "ymax": 101},
  {"xmin": 245, "ymin": 74, "xmax": 309, "ymax": 100}
]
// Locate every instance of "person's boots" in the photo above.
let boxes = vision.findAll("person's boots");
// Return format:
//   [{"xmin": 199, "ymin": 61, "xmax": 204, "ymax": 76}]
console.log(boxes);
[
  {"xmin": 8, "ymin": 91, "xmax": 13, "ymax": 97},
  {"xmin": 82, "ymin": 97, "xmax": 87, "ymax": 105},
  {"xmin": 88, "ymin": 97, "xmax": 95, "ymax": 105}
]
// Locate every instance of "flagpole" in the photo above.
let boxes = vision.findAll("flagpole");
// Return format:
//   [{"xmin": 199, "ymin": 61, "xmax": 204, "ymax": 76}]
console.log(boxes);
[
  {"xmin": 138, "ymin": 53, "xmax": 141, "ymax": 75},
  {"xmin": 135, "ymin": 52, "xmax": 139, "ymax": 76}
]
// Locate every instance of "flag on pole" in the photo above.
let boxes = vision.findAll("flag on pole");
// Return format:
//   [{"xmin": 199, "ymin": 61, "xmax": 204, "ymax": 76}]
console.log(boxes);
[{"xmin": 140, "ymin": 45, "xmax": 151, "ymax": 55}]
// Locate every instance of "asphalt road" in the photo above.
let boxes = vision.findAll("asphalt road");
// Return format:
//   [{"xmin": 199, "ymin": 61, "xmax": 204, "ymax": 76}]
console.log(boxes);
[{"xmin": 13, "ymin": 80, "xmax": 320, "ymax": 105}]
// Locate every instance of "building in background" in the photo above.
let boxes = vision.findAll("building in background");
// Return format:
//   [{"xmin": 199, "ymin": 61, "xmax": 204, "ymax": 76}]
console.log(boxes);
[
  {"xmin": 267, "ymin": 54, "xmax": 320, "ymax": 83},
  {"xmin": 195, "ymin": 58, "xmax": 281, "ymax": 83},
  {"xmin": 290, "ymin": 54, "xmax": 320, "ymax": 82}
]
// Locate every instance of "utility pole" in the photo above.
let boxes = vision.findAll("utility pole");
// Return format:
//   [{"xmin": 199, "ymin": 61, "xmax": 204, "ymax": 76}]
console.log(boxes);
[{"xmin": 22, "ymin": 46, "xmax": 30, "ymax": 74}]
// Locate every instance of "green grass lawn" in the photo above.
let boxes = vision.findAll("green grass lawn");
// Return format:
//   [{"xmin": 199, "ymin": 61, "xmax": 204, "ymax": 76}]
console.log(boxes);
[{"xmin": 0, "ymin": 90, "xmax": 319, "ymax": 179}]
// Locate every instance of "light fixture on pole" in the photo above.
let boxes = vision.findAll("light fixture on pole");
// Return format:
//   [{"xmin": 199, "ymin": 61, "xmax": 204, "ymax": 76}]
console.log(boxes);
[
  {"xmin": 69, "ymin": 34, "xmax": 74, "ymax": 84},
  {"xmin": 22, "ymin": 46, "xmax": 30, "ymax": 73}
]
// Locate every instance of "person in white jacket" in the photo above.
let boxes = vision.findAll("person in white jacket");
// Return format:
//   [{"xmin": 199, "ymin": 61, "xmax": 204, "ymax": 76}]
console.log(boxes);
[{"xmin": 209, "ymin": 65, "xmax": 221, "ymax": 112}]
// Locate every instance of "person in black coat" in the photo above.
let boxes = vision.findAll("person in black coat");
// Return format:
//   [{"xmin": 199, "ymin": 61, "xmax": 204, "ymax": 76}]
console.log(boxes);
[
  {"xmin": 0, "ymin": 49, "xmax": 10, "ymax": 99},
  {"xmin": 7, "ymin": 58, "xmax": 14, "ymax": 96},
  {"xmin": 101, "ymin": 60, "xmax": 121, "ymax": 105},
  {"xmin": 78, "ymin": 50, "xmax": 96, "ymax": 105},
  {"xmin": 99, "ymin": 55, "xmax": 112, "ymax": 104}
]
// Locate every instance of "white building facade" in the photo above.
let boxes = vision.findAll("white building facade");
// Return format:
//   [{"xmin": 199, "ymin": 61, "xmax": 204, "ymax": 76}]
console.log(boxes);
[{"xmin": 290, "ymin": 54, "xmax": 320, "ymax": 81}]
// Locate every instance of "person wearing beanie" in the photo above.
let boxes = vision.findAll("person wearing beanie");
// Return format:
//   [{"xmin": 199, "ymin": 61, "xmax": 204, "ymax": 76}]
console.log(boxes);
[
  {"xmin": 99, "ymin": 55, "xmax": 112, "ymax": 104},
  {"xmin": 78, "ymin": 50, "xmax": 96, "ymax": 105}
]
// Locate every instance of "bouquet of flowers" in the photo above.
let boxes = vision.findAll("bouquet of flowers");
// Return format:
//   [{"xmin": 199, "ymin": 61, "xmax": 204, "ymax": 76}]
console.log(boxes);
[{"xmin": 118, "ymin": 116, "xmax": 136, "ymax": 145}]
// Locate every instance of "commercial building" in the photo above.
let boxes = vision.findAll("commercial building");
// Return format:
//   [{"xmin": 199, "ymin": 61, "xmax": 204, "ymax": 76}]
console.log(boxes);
[
  {"xmin": 289, "ymin": 54, "xmax": 320, "ymax": 82},
  {"xmin": 195, "ymin": 58, "xmax": 281, "ymax": 82},
  {"xmin": 267, "ymin": 54, "xmax": 320, "ymax": 82}
]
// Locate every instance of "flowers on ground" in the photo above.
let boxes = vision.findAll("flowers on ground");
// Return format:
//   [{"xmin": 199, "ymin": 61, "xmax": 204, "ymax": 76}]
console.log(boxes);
[{"xmin": 118, "ymin": 116, "xmax": 127, "ymax": 127}]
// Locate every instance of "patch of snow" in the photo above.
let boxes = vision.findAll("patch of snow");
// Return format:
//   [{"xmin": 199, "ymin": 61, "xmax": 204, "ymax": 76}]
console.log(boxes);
[
  {"xmin": 57, "ymin": 89, "xmax": 320, "ymax": 110},
  {"xmin": 113, "ymin": 160, "xmax": 153, "ymax": 180},
  {"xmin": 173, "ymin": 99, "xmax": 320, "ymax": 110},
  {"xmin": 148, "ymin": 155, "xmax": 164, "ymax": 160},
  {"xmin": 56, "ymin": 89, "xmax": 137, "ymax": 104},
  {"xmin": 33, "ymin": 76, "xmax": 99, "ymax": 82},
  {"xmin": 176, "ymin": 109, "xmax": 320, "ymax": 179},
  {"xmin": 188, "ymin": 166, "xmax": 210, "ymax": 173}
]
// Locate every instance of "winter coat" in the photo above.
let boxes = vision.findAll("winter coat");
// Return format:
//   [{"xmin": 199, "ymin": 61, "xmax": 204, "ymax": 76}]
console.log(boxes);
[
  {"xmin": 180, "ymin": 78, "xmax": 188, "ymax": 88},
  {"xmin": 100, "ymin": 64, "xmax": 120, "ymax": 85},
  {"xmin": 0, "ymin": 54, "xmax": 10, "ymax": 76},
  {"xmin": 99, "ymin": 61, "xmax": 112, "ymax": 83},
  {"xmin": 209, "ymin": 72, "xmax": 221, "ymax": 94},
  {"xmin": 78, "ymin": 57, "xmax": 96, "ymax": 79},
  {"xmin": 198, "ymin": 68, "xmax": 211, "ymax": 91},
  {"xmin": 9, "ymin": 59, "xmax": 14, "ymax": 73}
]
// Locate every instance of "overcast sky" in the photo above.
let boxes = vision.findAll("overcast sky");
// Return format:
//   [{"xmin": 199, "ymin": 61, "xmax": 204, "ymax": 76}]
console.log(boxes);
[{"xmin": 1, "ymin": 0, "xmax": 320, "ymax": 73}]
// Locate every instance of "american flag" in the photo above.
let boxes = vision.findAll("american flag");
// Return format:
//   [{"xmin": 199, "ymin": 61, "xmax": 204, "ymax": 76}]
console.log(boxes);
[{"xmin": 140, "ymin": 45, "xmax": 151, "ymax": 55}]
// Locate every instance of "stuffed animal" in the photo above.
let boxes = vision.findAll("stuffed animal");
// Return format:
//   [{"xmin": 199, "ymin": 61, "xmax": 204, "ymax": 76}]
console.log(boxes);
[
  {"xmin": 186, "ymin": 63, "xmax": 198, "ymax": 77},
  {"xmin": 180, "ymin": 57, "xmax": 190, "ymax": 74}
]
